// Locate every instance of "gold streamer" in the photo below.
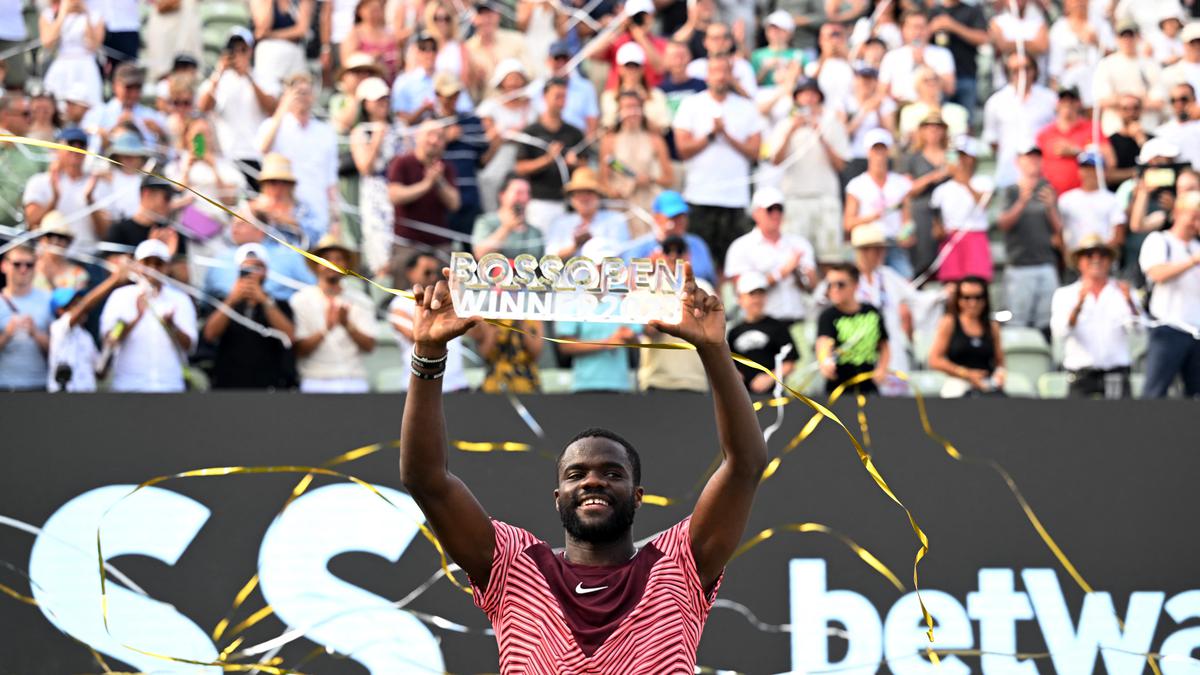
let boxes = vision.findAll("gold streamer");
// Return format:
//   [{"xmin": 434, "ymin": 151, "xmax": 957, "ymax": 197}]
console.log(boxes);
[
  {"xmin": 453, "ymin": 441, "xmax": 531, "ymax": 452},
  {"xmin": 730, "ymin": 522, "xmax": 906, "ymax": 593}
]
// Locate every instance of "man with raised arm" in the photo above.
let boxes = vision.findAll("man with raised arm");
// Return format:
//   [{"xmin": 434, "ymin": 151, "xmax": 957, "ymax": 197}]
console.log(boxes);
[{"xmin": 400, "ymin": 267, "xmax": 768, "ymax": 673}]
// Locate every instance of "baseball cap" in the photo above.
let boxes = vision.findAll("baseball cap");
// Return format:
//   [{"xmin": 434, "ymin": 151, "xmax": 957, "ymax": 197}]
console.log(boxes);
[
  {"xmin": 617, "ymin": 42, "xmax": 646, "ymax": 66},
  {"xmin": 863, "ymin": 128, "xmax": 894, "ymax": 149},
  {"xmin": 1017, "ymin": 139, "xmax": 1043, "ymax": 156},
  {"xmin": 141, "ymin": 175, "xmax": 179, "ymax": 194},
  {"xmin": 134, "ymin": 239, "xmax": 171, "ymax": 262},
  {"xmin": 624, "ymin": 0, "xmax": 655, "ymax": 16},
  {"xmin": 954, "ymin": 135, "xmax": 982, "ymax": 158},
  {"xmin": 50, "ymin": 287, "xmax": 80, "ymax": 314},
  {"xmin": 1077, "ymin": 150, "xmax": 1103, "ymax": 167},
  {"xmin": 475, "ymin": 0, "xmax": 498, "ymax": 12},
  {"xmin": 235, "ymin": 242, "xmax": 270, "ymax": 267},
  {"xmin": 355, "ymin": 76, "xmax": 390, "ymax": 101},
  {"xmin": 792, "ymin": 76, "xmax": 822, "ymax": 97},
  {"xmin": 227, "ymin": 26, "xmax": 254, "ymax": 49},
  {"xmin": 853, "ymin": 61, "xmax": 879, "ymax": 78},
  {"xmin": 1115, "ymin": 18, "xmax": 1139, "ymax": 34},
  {"xmin": 751, "ymin": 186, "xmax": 786, "ymax": 211},
  {"xmin": 652, "ymin": 190, "xmax": 689, "ymax": 218},
  {"xmin": 549, "ymin": 38, "xmax": 572, "ymax": 58},
  {"xmin": 1138, "ymin": 137, "xmax": 1181, "ymax": 163},
  {"xmin": 1057, "ymin": 86, "xmax": 1081, "ymax": 100},
  {"xmin": 434, "ymin": 71, "xmax": 463, "ymax": 97},
  {"xmin": 172, "ymin": 54, "xmax": 199, "ymax": 71},
  {"xmin": 62, "ymin": 82, "xmax": 93, "ymax": 107},
  {"xmin": 766, "ymin": 9, "xmax": 795, "ymax": 32},
  {"xmin": 1182, "ymin": 21, "xmax": 1200, "ymax": 43},
  {"xmin": 55, "ymin": 127, "xmax": 89, "ymax": 145},
  {"xmin": 736, "ymin": 271, "xmax": 769, "ymax": 295}
]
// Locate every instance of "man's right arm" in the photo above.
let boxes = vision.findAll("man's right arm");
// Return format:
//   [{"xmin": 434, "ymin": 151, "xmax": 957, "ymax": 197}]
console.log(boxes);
[{"xmin": 400, "ymin": 277, "xmax": 496, "ymax": 589}]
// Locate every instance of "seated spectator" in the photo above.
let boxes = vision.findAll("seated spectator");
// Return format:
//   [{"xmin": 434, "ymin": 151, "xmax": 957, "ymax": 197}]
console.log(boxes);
[
  {"xmin": 1150, "ymin": 10, "xmax": 1185, "ymax": 65},
  {"xmin": 769, "ymin": 77, "xmax": 849, "ymax": 262},
  {"xmin": 879, "ymin": 12, "xmax": 956, "ymax": 106},
  {"xmin": 555, "ymin": 317, "xmax": 642, "ymax": 393},
  {"xmin": 82, "ymin": 63, "xmax": 167, "ymax": 147},
  {"xmin": 637, "ymin": 235, "xmax": 709, "ymax": 393},
  {"xmin": 104, "ymin": 131, "xmax": 152, "ymax": 223},
  {"xmin": 23, "ymin": 127, "xmax": 110, "ymax": 252},
  {"xmin": 725, "ymin": 187, "xmax": 817, "ymax": 323},
  {"xmin": 927, "ymin": 275, "xmax": 1007, "ymax": 397},
  {"xmin": 751, "ymin": 11, "xmax": 804, "ymax": 88},
  {"xmin": 546, "ymin": 168, "xmax": 630, "ymax": 259},
  {"xmin": 598, "ymin": 91, "xmax": 673, "ymax": 235},
  {"xmin": 816, "ymin": 262, "xmax": 890, "ymax": 395},
  {"xmin": 599, "ymin": 43, "xmax": 671, "ymax": 132},
  {"xmin": 727, "ymin": 271, "xmax": 799, "ymax": 393},
  {"xmin": 1093, "ymin": 21, "xmax": 1164, "ymax": 136},
  {"xmin": 534, "ymin": 39, "xmax": 600, "ymax": 137},
  {"xmin": 104, "ymin": 176, "xmax": 189, "ymax": 283},
  {"xmin": 38, "ymin": 0, "xmax": 105, "ymax": 109},
  {"xmin": 339, "ymin": 0, "xmax": 403, "ymax": 83},
  {"xmin": 289, "ymin": 236, "xmax": 378, "ymax": 393},
  {"xmin": 902, "ymin": 112, "xmax": 951, "ymax": 276},
  {"xmin": 475, "ymin": 58, "xmax": 537, "ymax": 212},
  {"xmin": 843, "ymin": 63, "xmax": 897, "ymax": 180},
  {"xmin": 844, "ymin": 129, "xmax": 914, "ymax": 278},
  {"xmin": 0, "ymin": 245, "xmax": 52, "ymax": 391},
  {"xmin": 1051, "ymin": 236, "xmax": 1142, "ymax": 399},
  {"xmin": 1035, "ymin": 87, "xmax": 1114, "ymax": 195},
  {"xmin": 624, "ymin": 191, "xmax": 717, "ymax": 286},
  {"xmin": 997, "ymin": 143, "xmax": 1060, "ymax": 335},
  {"xmin": 464, "ymin": 0, "xmax": 527, "ymax": 102},
  {"xmin": 1057, "ymin": 151, "xmax": 1127, "ymax": 257},
  {"xmin": 1106, "ymin": 93, "xmax": 1149, "ymax": 189},
  {"xmin": 390, "ymin": 31, "xmax": 473, "ymax": 125},
  {"xmin": 473, "ymin": 175, "xmax": 544, "ymax": 258},
  {"xmin": 350, "ymin": 76, "xmax": 403, "ymax": 276},
  {"xmin": 33, "ymin": 213, "xmax": 88, "ymax": 291},
  {"xmin": 470, "ymin": 317, "xmax": 544, "ymax": 394},
  {"xmin": 1139, "ymin": 192, "xmax": 1200, "ymax": 398},
  {"xmin": 387, "ymin": 120, "xmax": 462, "ymax": 252},
  {"xmin": 931, "ymin": 136, "xmax": 994, "ymax": 283},
  {"xmin": 515, "ymin": 78, "xmax": 588, "ymax": 233},
  {"xmin": 389, "ymin": 252, "xmax": 469, "ymax": 392},
  {"xmin": 99, "ymin": 239, "xmax": 198, "ymax": 393},
  {"xmin": 686, "ymin": 23, "xmax": 757, "ymax": 98},
  {"xmin": 897, "ymin": 66, "xmax": 969, "ymax": 145},
  {"xmin": 205, "ymin": 213, "xmax": 315, "ymax": 303},
  {"xmin": 46, "ymin": 263, "xmax": 131, "ymax": 393},
  {"xmin": 202, "ymin": 244, "xmax": 297, "ymax": 389},
  {"xmin": 806, "ymin": 23, "xmax": 854, "ymax": 108},
  {"xmin": 434, "ymin": 72, "xmax": 487, "ymax": 237},
  {"xmin": 0, "ymin": 94, "xmax": 43, "ymax": 230}
]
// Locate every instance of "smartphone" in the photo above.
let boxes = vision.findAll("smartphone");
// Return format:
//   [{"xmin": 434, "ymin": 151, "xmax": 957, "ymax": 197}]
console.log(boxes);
[
  {"xmin": 192, "ymin": 131, "xmax": 206, "ymax": 159},
  {"xmin": 1144, "ymin": 167, "xmax": 1176, "ymax": 189}
]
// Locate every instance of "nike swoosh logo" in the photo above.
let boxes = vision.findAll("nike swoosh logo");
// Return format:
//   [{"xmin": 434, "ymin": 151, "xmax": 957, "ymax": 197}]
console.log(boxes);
[{"xmin": 574, "ymin": 582, "xmax": 608, "ymax": 594}]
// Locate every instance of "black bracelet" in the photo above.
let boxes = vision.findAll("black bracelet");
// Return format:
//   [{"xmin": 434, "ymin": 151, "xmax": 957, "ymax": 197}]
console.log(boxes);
[
  {"xmin": 411, "ymin": 351, "xmax": 448, "ymax": 368},
  {"xmin": 410, "ymin": 363, "xmax": 445, "ymax": 380}
]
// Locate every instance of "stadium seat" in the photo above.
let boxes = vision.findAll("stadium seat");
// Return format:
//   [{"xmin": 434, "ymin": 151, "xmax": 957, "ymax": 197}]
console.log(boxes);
[
  {"xmin": 539, "ymin": 368, "xmax": 574, "ymax": 394},
  {"xmin": 1003, "ymin": 372, "xmax": 1035, "ymax": 397},
  {"xmin": 1131, "ymin": 373, "xmax": 1145, "ymax": 398},
  {"xmin": 200, "ymin": 1, "xmax": 252, "ymax": 25},
  {"xmin": 911, "ymin": 329, "xmax": 935, "ymax": 369},
  {"xmin": 373, "ymin": 366, "xmax": 409, "ymax": 393},
  {"xmin": 905, "ymin": 369, "xmax": 947, "ymax": 397},
  {"xmin": 1036, "ymin": 372, "xmax": 1069, "ymax": 399},
  {"xmin": 1001, "ymin": 327, "xmax": 1053, "ymax": 387}
]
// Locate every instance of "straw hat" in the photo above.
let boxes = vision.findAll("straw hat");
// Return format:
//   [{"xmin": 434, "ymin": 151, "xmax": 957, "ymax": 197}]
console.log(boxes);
[
  {"xmin": 307, "ymin": 233, "xmax": 359, "ymax": 271},
  {"xmin": 339, "ymin": 52, "xmax": 385, "ymax": 79},
  {"xmin": 1070, "ymin": 233, "xmax": 1116, "ymax": 262},
  {"xmin": 259, "ymin": 153, "xmax": 298, "ymax": 183},
  {"xmin": 39, "ymin": 211, "xmax": 75, "ymax": 240},
  {"xmin": 563, "ymin": 167, "xmax": 606, "ymax": 195},
  {"xmin": 851, "ymin": 223, "xmax": 887, "ymax": 248}
]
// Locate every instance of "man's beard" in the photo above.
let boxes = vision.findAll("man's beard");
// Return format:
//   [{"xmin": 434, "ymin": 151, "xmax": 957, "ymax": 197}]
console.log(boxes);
[{"xmin": 558, "ymin": 492, "xmax": 637, "ymax": 544}]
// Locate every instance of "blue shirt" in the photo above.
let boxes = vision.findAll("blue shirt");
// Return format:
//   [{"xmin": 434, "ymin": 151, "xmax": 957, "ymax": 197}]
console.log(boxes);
[
  {"xmin": 82, "ymin": 99, "xmax": 167, "ymax": 145},
  {"xmin": 204, "ymin": 241, "xmax": 316, "ymax": 302},
  {"xmin": 624, "ymin": 233, "xmax": 717, "ymax": 286},
  {"xmin": 390, "ymin": 70, "xmax": 474, "ymax": 117},
  {"xmin": 532, "ymin": 73, "xmax": 599, "ymax": 132},
  {"xmin": 555, "ymin": 321, "xmax": 639, "ymax": 392},
  {"xmin": 0, "ymin": 289, "xmax": 52, "ymax": 390}
]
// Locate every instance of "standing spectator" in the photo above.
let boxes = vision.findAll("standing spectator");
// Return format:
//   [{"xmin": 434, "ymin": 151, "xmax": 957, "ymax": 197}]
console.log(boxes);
[
  {"xmin": 930, "ymin": 136, "xmax": 994, "ymax": 282},
  {"xmin": 23, "ymin": 128, "xmax": 111, "ymax": 252},
  {"xmin": 929, "ymin": 0, "xmax": 988, "ymax": 114},
  {"xmin": 475, "ymin": 59, "xmax": 537, "ymax": 212},
  {"xmin": 514, "ymin": 78, "xmax": 587, "ymax": 232},
  {"xmin": 99, "ymin": 239, "xmax": 198, "ymax": 393},
  {"xmin": 94, "ymin": 0, "xmax": 141, "ymax": 73},
  {"xmin": 599, "ymin": 43, "xmax": 670, "ymax": 132},
  {"xmin": 816, "ymin": 263, "xmax": 889, "ymax": 395},
  {"xmin": 554, "ymin": 318, "xmax": 641, "ymax": 393},
  {"xmin": 842, "ymin": 63, "xmax": 896, "ymax": 181},
  {"xmin": 328, "ymin": 52, "xmax": 383, "ymax": 135},
  {"xmin": 725, "ymin": 186, "xmax": 817, "ymax": 323},
  {"xmin": 0, "ymin": 95, "xmax": 43, "ymax": 230},
  {"xmin": 143, "ymin": 0, "xmax": 203, "ymax": 82},
  {"xmin": 1051, "ymin": 236, "xmax": 1142, "ymax": 398},
  {"xmin": 435, "ymin": 73, "xmax": 487, "ymax": 237},
  {"xmin": 534, "ymin": 40, "xmax": 600, "ymax": 137},
  {"xmin": 637, "ymin": 236, "xmax": 709, "ymax": 393},
  {"xmin": 250, "ymin": 0, "xmax": 316, "ymax": 92},
  {"xmin": 205, "ymin": 212, "xmax": 315, "ymax": 303},
  {"xmin": 1048, "ymin": 0, "xmax": 1114, "ymax": 107},
  {"xmin": 896, "ymin": 67, "xmax": 968, "ymax": 145},
  {"xmin": 751, "ymin": 11, "xmax": 804, "ymax": 88},
  {"xmin": 39, "ymin": 0, "xmax": 105, "ymax": 108},
  {"xmin": 422, "ymin": 1, "xmax": 480, "ymax": 95},
  {"xmin": 806, "ymin": 23, "xmax": 854, "ymax": 107},
  {"xmin": 33, "ymin": 213, "xmax": 89, "ymax": 291},
  {"xmin": 1155, "ymin": 83, "xmax": 1200, "ymax": 168},
  {"xmin": 202, "ymin": 244, "xmax": 297, "ymax": 389},
  {"xmin": 901, "ymin": 112, "xmax": 951, "ymax": 276},
  {"xmin": 350, "ymin": 76, "xmax": 403, "ymax": 276},
  {"xmin": 769, "ymin": 77, "xmax": 849, "ymax": 262},
  {"xmin": 1057, "ymin": 151, "xmax": 1128, "ymax": 255},
  {"xmin": 546, "ymin": 168, "xmax": 630, "ymax": 258},
  {"xmin": 686, "ymin": 23, "xmax": 757, "ymax": 97},
  {"xmin": 673, "ymin": 57, "xmax": 764, "ymax": 266},
  {"xmin": 1036, "ymin": 88, "xmax": 1114, "ymax": 195},
  {"xmin": 997, "ymin": 143, "xmax": 1062, "ymax": 334},
  {"xmin": 387, "ymin": 120, "xmax": 461, "ymax": 252},
  {"xmin": 389, "ymin": 252, "xmax": 470, "ymax": 392},
  {"xmin": 983, "ymin": 53, "xmax": 1057, "ymax": 189},
  {"xmin": 473, "ymin": 316, "xmax": 544, "ymax": 393},
  {"xmin": 245, "ymin": 153, "xmax": 323, "ymax": 247},
  {"xmin": 927, "ymin": 275, "xmax": 1007, "ymax": 397},
  {"xmin": 1139, "ymin": 192, "xmax": 1200, "ymax": 398},
  {"xmin": 988, "ymin": 0, "xmax": 1049, "ymax": 90},
  {"xmin": 472, "ymin": 175, "xmax": 544, "ymax": 258},
  {"xmin": 599, "ymin": 90, "xmax": 673, "ymax": 233},
  {"xmin": 844, "ymin": 129, "xmax": 914, "ymax": 278},
  {"xmin": 465, "ymin": 0, "xmax": 527, "ymax": 101},
  {"xmin": 1161, "ymin": 21, "xmax": 1200, "ymax": 94},
  {"xmin": 198, "ymin": 27, "xmax": 280, "ymax": 191},
  {"xmin": 46, "ymin": 262, "xmax": 131, "ymax": 393},
  {"xmin": 727, "ymin": 272, "xmax": 799, "ymax": 393},
  {"xmin": 60, "ymin": 84, "xmax": 94, "ymax": 129},
  {"xmin": 878, "ymin": 12, "xmax": 956, "ymax": 105},
  {"xmin": 104, "ymin": 176, "xmax": 188, "ymax": 283},
  {"xmin": 515, "ymin": 0, "xmax": 562, "ymax": 79},
  {"xmin": 1107, "ymin": 94, "xmax": 1150, "ymax": 189},
  {"xmin": 1093, "ymin": 21, "xmax": 1165, "ymax": 136},
  {"xmin": 624, "ymin": 191, "xmax": 717, "ymax": 286},
  {"xmin": 847, "ymin": 223, "xmax": 916, "ymax": 393},
  {"xmin": 391, "ymin": 32, "xmax": 473, "ymax": 125},
  {"xmin": 81, "ymin": 63, "xmax": 167, "ymax": 147},
  {"xmin": 1126, "ymin": 140, "xmax": 1188, "ymax": 282},
  {"xmin": 0, "ymin": 246, "xmax": 52, "ymax": 391},
  {"xmin": 671, "ymin": 0, "xmax": 716, "ymax": 58},
  {"xmin": 596, "ymin": 0, "xmax": 667, "ymax": 91},
  {"xmin": 290, "ymin": 236, "xmax": 378, "ymax": 393},
  {"xmin": 660, "ymin": 39, "xmax": 708, "ymax": 116},
  {"xmin": 339, "ymin": 0, "xmax": 403, "ymax": 82},
  {"xmin": 257, "ymin": 72, "xmax": 341, "ymax": 238},
  {"xmin": 1150, "ymin": 9, "xmax": 1185, "ymax": 65}
]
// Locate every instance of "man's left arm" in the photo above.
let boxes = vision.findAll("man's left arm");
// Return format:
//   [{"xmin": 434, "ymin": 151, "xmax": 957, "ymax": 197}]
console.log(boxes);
[{"xmin": 650, "ymin": 266, "xmax": 768, "ymax": 591}]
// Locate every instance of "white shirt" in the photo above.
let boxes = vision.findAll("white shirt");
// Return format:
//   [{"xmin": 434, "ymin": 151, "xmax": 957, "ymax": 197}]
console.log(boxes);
[
  {"xmin": 1047, "ymin": 19, "xmax": 1114, "ymax": 107},
  {"xmin": 289, "ymin": 285, "xmax": 379, "ymax": 382},
  {"xmin": 1051, "ymin": 281, "xmax": 1139, "ymax": 370},
  {"xmin": 545, "ymin": 210, "xmax": 630, "ymax": 257},
  {"xmin": 1153, "ymin": 119, "xmax": 1200, "ymax": 169},
  {"xmin": 844, "ymin": 95, "xmax": 898, "ymax": 159},
  {"xmin": 326, "ymin": 0, "xmax": 359, "ymax": 44},
  {"xmin": 100, "ymin": 283, "xmax": 198, "ymax": 393},
  {"xmin": 90, "ymin": 0, "xmax": 141, "ymax": 31},
  {"xmin": 106, "ymin": 169, "xmax": 142, "ymax": 222},
  {"xmin": 990, "ymin": 9, "xmax": 1048, "ymax": 88},
  {"xmin": 877, "ymin": 44, "xmax": 956, "ymax": 103},
  {"xmin": 769, "ymin": 108, "xmax": 850, "ymax": 197},
  {"xmin": 1139, "ymin": 230, "xmax": 1200, "ymax": 328},
  {"xmin": 724, "ymin": 228, "xmax": 816, "ymax": 321},
  {"xmin": 200, "ymin": 72, "xmax": 276, "ymax": 161},
  {"xmin": 1057, "ymin": 187, "xmax": 1126, "ymax": 252},
  {"xmin": 1161, "ymin": 59, "xmax": 1200, "ymax": 95},
  {"xmin": 805, "ymin": 58, "xmax": 854, "ymax": 111},
  {"xmin": 845, "ymin": 172, "xmax": 913, "ymax": 239},
  {"xmin": 22, "ymin": 171, "xmax": 112, "ymax": 253},
  {"xmin": 257, "ymin": 114, "xmax": 339, "ymax": 229},
  {"xmin": 982, "ymin": 84, "xmax": 1058, "ymax": 188},
  {"xmin": 47, "ymin": 315, "xmax": 99, "ymax": 392},
  {"xmin": 673, "ymin": 90, "xmax": 765, "ymax": 209},
  {"xmin": 931, "ymin": 176, "xmax": 995, "ymax": 233},
  {"xmin": 686, "ymin": 57, "xmax": 759, "ymax": 98},
  {"xmin": 0, "ymin": 3, "xmax": 28, "ymax": 40},
  {"xmin": 387, "ymin": 295, "xmax": 469, "ymax": 392}
]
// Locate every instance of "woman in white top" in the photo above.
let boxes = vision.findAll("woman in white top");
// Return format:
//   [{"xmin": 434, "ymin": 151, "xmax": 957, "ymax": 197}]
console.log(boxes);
[
  {"xmin": 1047, "ymin": 0, "xmax": 1114, "ymax": 106},
  {"xmin": 989, "ymin": 0, "xmax": 1049, "ymax": 90},
  {"xmin": 476, "ymin": 60, "xmax": 538, "ymax": 212},
  {"xmin": 39, "ymin": 0, "xmax": 105, "ymax": 109},
  {"xmin": 144, "ymin": 0, "xmax": 203, "ymax": 82},
  {"xmin": 250, "ymin": 0, "xmax": 315, "ymax": 93},
  {"xmin": 350, "ymin": 77, "xmax": 405, "ymax": 276},
  {"xmin": 517, "ymin": 0, "xmax": 564, "ymax": 79},
  {"xmin": 930, "ymin": 136, "xmax": 994, "ymax": 283},
  {"xmin": 844, "ymin": 129, "xmax": 914, "ymax": 278},
  {"xmin": 842, "ymin": 65, "xmax": 897, "ymax": 174},
  {"xmin": 897, "ymin": 67, "xmax": 969, "ymax": 147},
  {"xmin": 421, "ymin": 1, "xmax": 480, "ymax": 94}
]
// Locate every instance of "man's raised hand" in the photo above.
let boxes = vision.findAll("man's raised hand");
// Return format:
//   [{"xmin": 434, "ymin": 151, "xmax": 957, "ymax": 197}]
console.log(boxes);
[
  {"xmin": 650, "ymin": 264, "xmax": 727, "ymax": 349},
  {"xmin": 412, "ymin": 269, "xmax": 480, "ymax": 352}
]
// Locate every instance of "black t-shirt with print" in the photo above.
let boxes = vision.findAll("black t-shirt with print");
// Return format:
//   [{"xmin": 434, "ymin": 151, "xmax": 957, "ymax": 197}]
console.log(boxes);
[
  {"xmin": 817, "ymin": 302, "xmax": 888, "ymax": 393},
  {"xmin": 515, "ymin": 120, "xmax": 587, "ymax": 201},
  {"xmin": 727, "ymin": 316, "xmax": 799, "ymax": 389}
]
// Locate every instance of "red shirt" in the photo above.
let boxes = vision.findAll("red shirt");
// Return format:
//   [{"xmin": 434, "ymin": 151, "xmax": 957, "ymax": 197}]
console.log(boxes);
[
  {"xmin": 473, "ymin": 518, "xmax": 720, "ymax": 673},
  {"xmin": 1036, "ymin": 119, "xmax": 1106, "ymax": 194},
  {"xmin": 601, "ymin": 33, "xmax": 668, "ymax": 90},
  {"xmin": 386, "ymin": 153, "xmax": 458, "ymax": 246}
]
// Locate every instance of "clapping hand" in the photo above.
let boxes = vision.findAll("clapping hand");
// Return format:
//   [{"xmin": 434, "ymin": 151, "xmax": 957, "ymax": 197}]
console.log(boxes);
[{"xmin": 650, "ymin": 264, "xmax": 726, "ymax": 349}]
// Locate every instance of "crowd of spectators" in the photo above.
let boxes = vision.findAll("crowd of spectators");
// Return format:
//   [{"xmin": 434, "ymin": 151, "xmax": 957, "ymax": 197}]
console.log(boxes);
[{"xmin": 1, "ymin": 0, "xmax": 1199, "ymax": 399}]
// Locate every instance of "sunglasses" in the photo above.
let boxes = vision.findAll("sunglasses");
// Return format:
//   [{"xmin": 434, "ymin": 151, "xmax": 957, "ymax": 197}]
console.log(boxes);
[
  {"xmin": 828, "ymin": 280, "xmax": 851, "ymax": 289},
  {"xmin": 8, "ymin": 260, "xmax": 34, "ymax": 269},
  {"xmin": 959, "ymin": 294, "xmax": 985, "ymax": 301},
  {"xmin": 124, "ymin": 82, "xmax": 143, "ymax": 90},
  {"xmin": 171, "ymin": 99, "xmax": 193, "ymax": 107},
  {"xmin": 1080, "ymin": 249, "xmax": 1112, "ymax": 259},
  {"xmin": 1172, "ymin": 96, "xmax": 1194, "ymax": 103},
  {"xmin": 434, "ymin": 14, "xmax": 451, "ymax": 21},
  {"xmin": 552, "ymin": 54, "xmax": 570, "ymax": 61},
  {"xmin": 417, "ymin": 42, "xmax": 437, "ymax": 52},
  {"xmin": 766, "ymin": 204, "xmax": 784, "ymax": 214}
]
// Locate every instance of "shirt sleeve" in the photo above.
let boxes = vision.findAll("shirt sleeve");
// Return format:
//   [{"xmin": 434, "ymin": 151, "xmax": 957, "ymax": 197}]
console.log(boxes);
[
  {"xmin": 22, "ymin": 173, "xmax": 49, "ymax": 206},
  {"xmin": 471, "ymin": 520, "xmax": 540, "ymax": 616},
  {"xmin": 875, "ymin": 307, "xmax": 890, "ymax": 342},
  {"xmin": 817, "ymin": 307, "xmax": 837, "ymax": 339},
  {"xmin": 99, "ymin": 289, "xmax": 131, "ymax": 336},
  {"xmin": 1139, "ymin": 231, "xmax": 1169, "ymax": 273},
  {"xmin": 650, "ymin": 517, "xmax": 721, "ymax": 611},
  {"xmin": 173, "ymin": 292, "xmax": 199, "ymax": 353},
  {"xmin": 1049, "ymin": 285, "xmax": 1075, "ymax": 339},
  {"xmin": 350, "ymin": 294, "xmax": 379, "ymax": 339},
  {"xmin": 556, "ymin": 320, "xmax": 581, "ymax": 338},
  {"xmin": 722, "ymin": 239, "xmax": 751, "ymax": 278},
  {"xmin": 289, "ymin": 290, "xmax": 321, "ymax": 340}
]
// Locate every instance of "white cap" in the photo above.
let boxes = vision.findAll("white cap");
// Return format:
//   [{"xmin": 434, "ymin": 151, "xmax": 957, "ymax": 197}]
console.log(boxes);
[
  {"xmin": 580, "ymin": 237, "xmax": 622, "ymax": 261},
  {"xmin": 490, "ymin": 57, "xmax": 529, "ymax": 89},
  {"xmin": 1182, "ymin": 21, "xmax": 1200, "ymax": 42},
  {"xmin": 616, "ymin": 41, "xmax": 646, "ymax": 65},
  {"xmin": 766, "ymin": 9, "xmax": 796, "ymax": 32},
  {"xmin": 751, "ymin": 186, "xmax": 786, "ymax": 211},
  {"xmin": 624, "ymin": 0, "xmax": 655, "ymax": 16},
  {"xmin": 863, "ymin": 128, "xmax": 894, "ymax": 149},
  {"xmin": 355, "ymin": 76, "xmax": 390, "ymax": 101},
  {"xmin": 1139, "ymin": 137, "xmax": 1181, "ymax": 163},
  {"xmin": 954, "ymin": 135, "xmax": 982, "ymax": 157},
  {"xmin": 62, "ymin": 82, "xmax": 93, "ymax": 107},
  {"xmin": 736, "ymin": 271, "xmax": 769, "ymax": 295},
  {"xmin": 235, "ymin": 242, "xmax": 270, "ymax": 267},
  {"xmin": 134, "ymin": 239, "xmax": 171, "ymax": 262}
]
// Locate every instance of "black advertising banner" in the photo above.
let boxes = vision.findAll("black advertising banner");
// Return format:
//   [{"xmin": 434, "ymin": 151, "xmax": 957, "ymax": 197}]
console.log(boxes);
[{"xmin": 0, "ymin": 393, "xmax": 1196, "ymax": 674}]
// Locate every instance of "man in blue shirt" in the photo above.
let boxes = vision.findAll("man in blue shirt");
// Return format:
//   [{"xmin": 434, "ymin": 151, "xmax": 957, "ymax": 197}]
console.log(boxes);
[
  {"xmin": 82, "ymin": 63, "xmax": 167, "ymax": 150},
  {"xmin": 391, "ymin": 33, "xmax": 474, "ymax": 124},
  {"xmin": 624, "ymin": 191, "xmax": 716, "ymax": 286},
  {"xmin": 0, "ymin": 245, "xmax": 52, "ymax": 391},
  {"xmin": 205, "ymin": 217, "xmax": 315, "ymax": 302},
  {"xmin": 554, "ymin": 321, "xmax": 642, "ymax": 392},
  {"xmin": 533, "ymin": 39, "xmax": 599, "ymax": 137}
]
